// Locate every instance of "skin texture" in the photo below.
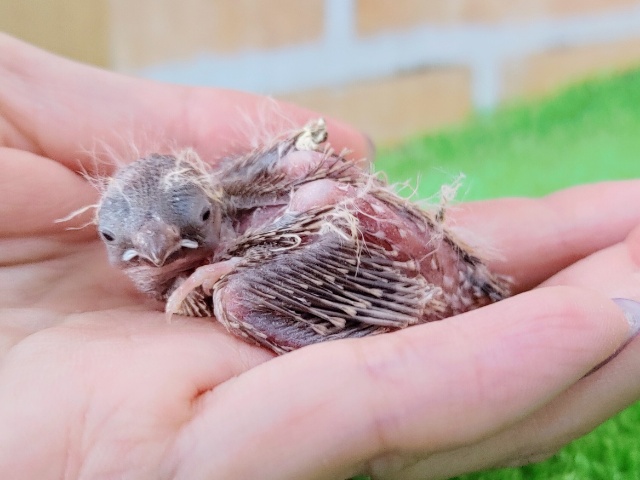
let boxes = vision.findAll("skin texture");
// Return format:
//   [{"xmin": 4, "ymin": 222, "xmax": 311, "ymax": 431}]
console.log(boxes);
[{"xmin": 2, "ymin": 33, "xmax": 640, "ymax": 479}]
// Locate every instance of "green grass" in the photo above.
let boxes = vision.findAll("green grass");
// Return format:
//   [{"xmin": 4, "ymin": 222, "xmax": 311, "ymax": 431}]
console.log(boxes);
[
  {"xmin": 376, "ymin": 69, "xmax": 640, "ymax": 201},
  {"xmin": 456, "ymin": 405, "xmax": 640, "ymax": 480},
  {"xmin": 365, "ymin": 69, "xmax": 640, "ymax": 479}
]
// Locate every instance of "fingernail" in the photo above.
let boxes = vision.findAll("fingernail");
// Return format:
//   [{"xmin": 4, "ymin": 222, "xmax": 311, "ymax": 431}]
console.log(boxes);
[
  {"xmin": 612, "ymin": 298, "xmax": 640, "ymax": 339},
  {"xmin": 585, "ymin": 298, "xmax": 640, "ymax": 376}
]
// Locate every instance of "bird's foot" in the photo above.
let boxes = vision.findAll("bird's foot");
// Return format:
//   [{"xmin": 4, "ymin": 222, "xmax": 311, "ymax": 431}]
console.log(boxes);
[{"xmin": 165, "ymin": 257, "xmax": 242, "ymax": 320}]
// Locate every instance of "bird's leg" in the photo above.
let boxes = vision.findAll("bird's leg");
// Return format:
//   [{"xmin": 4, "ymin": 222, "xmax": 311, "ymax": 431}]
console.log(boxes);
[{"xmin": 165, "ymin": 257, "xmax": 242, "ymax": 319}]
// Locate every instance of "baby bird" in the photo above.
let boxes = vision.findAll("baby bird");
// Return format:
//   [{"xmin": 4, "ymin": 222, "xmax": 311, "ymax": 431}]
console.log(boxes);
[{"xmin": 97, "ymin": 120, "xmax": 510, "ymax": 354}]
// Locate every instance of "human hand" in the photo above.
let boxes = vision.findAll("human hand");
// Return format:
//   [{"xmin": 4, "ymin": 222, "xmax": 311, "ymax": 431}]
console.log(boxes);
[{"xmin": 2, "ymin": 34, "xmax": 640, "ymax": 479}]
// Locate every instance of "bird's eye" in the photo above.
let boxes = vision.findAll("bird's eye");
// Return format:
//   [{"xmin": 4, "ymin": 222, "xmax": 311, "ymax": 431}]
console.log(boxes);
[
  {"xmin": 100, "ymin": 230, "xmax": 116, "ymax": 242},
  {"xmin": 201, "ymin": 208, "xmax": 211, "ymax": 222}
]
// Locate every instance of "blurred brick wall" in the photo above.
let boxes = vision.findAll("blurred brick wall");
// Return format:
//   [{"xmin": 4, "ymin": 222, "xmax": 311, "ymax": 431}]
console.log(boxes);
[
  {"xmin": 2, "ymin": 0, "xmax": 640, "ymax": 144},
  {"xmin": 0, "ymin": 0, "xmax": 110, "ymax": 67}
]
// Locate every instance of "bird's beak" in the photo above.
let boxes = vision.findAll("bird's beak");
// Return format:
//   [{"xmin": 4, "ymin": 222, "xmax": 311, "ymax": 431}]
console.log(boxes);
[{"xmin": 132, "ymin": 220, "xmax": 181, "ymax": 267}]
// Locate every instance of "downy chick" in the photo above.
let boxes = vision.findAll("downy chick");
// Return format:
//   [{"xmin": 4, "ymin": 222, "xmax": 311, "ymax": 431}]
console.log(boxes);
[{"xmin": 97, "ymin": 120, "xmax": 510, "ymax": 354}]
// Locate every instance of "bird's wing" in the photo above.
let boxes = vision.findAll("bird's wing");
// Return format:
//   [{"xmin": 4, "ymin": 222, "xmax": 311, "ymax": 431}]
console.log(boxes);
[
  {"xmin": 211, "ymin": 207, "xmax": 445, "ymax": 354},
  {"xmin": 216, "ymin": 120, "xmax": 365, "ymax": 211}
]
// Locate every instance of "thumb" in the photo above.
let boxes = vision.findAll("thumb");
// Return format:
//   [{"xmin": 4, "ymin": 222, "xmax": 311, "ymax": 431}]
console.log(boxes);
[{"xmin": 165, "ymin": 286, "xmax": 631, "ymax": 480}]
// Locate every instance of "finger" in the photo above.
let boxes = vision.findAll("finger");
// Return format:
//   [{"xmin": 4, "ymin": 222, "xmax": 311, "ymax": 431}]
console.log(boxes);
[
  {"xmin": 540, "ymin": 221, "xmax": 640, "ymax": 297},
  {"xmin": 0, "ymin": 34, "xmax": 371, "ymax": 173},
  {"xmin": 488, "ymin": 223, "xmax": 640, "ymax": 462},
  {"xmin": 413, "ymin": 327, "xmax": 640, "ymax": 480},
  {"xmin": 0, "ymin": 148, "xmax": 97, "ymax": 237},
  {"xmin": 166, "ymin": 287, "xmax": 630, "ymax": 480},
  {"xmin": 407, "ymin": 345, "xmax": 640, "ymax": 478},
  {"xmin": 400, "ymin": 224, "xmax": 640, "ymax": 478},
  {"xmin": 452, "ymin": 180, "xmax": 640, "ymax": 291}
]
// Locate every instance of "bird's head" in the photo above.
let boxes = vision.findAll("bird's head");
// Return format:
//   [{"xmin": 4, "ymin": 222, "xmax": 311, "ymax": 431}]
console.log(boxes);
[{"xmin": 97, "ymin": 151, "xmax": 223, "ymax": 275}]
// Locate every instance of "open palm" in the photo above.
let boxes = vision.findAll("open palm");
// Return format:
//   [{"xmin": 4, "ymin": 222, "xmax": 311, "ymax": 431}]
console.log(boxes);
[{"xmin": 3, "ymin": 34, "xmax": 640, "ymax": 480}]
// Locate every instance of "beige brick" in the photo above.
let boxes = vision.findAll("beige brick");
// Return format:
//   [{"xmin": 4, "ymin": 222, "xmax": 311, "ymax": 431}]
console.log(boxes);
[
  {"xmin": 545, "ymin": 0, "xmax": 640, "ymax": 17},
  {"xmin": 463, "ymin": 0, "xmax": 640, "ymax": 22},
  {"xmin": 458, "ymin": 0, "xmax": 544, "ymax": 23},
  {"xmin": 0, "ymin": 0, "xmax": 110, "ymax": 66},
  {"xmin": 357, "ymin": 0, "xmax": 467, "ymax": 34},
  {"xmin": 357, "ymin": 0, "xmax": 640, "ymax": 35},
  {"xmin": 110, "ymin": 0, "xmax": 324, "ymax": 70},
  {"xmin": 280, "ymin": 68, "xmax": 472, "ymax": 145},
  {"xmin": 503, "ymin": 36, "xmax": 640, "ymax": 101}
]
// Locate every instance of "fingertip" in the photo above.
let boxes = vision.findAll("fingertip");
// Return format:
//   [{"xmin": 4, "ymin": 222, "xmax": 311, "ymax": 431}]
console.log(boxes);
[
  {"xmin": 547, "ymin": 286, "xmax": 632, "ymax": 353},
  {"xmin": 324, "ymin": 116, "xmax": 376, "ymax": 164},
  {"xmin": 611, "ymin": 297, "xmax": 640, "ymax": 340}
]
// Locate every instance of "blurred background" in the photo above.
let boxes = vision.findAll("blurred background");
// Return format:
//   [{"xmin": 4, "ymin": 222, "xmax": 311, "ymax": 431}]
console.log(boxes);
[{"xmin": 2, "ymin": 0, "xmax": 640, "ymax": 145}]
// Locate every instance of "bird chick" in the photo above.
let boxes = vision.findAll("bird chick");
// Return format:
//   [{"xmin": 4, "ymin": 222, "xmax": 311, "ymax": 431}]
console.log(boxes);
[{"xmin": 97, "ymin": 120, "xmax": 510, "ymax": 354}]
